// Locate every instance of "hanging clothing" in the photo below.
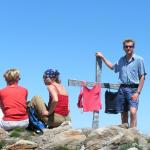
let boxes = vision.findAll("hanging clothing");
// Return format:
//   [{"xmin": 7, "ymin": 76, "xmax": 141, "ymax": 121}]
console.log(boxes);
[
  {"xmin": 105, "ymin": 90, "xmax": 119, "ymax": 114},
  {"xmin": 77, "ymin": 83, "xmax": 102, "ymax": 112}
]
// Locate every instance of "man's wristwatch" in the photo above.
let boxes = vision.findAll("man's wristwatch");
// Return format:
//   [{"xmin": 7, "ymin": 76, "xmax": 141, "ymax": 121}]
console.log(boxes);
[{"xmin": 136, "ymin": 91, "xmax": 140, "ymax": 95}]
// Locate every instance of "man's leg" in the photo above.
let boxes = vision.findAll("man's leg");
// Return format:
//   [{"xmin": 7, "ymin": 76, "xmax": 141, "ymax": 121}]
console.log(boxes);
[
  {"xmin": 117, "ymin": 87, "xmax": 129, "ymax": 125},
  {"xmin": 121, "ymin": 112, "xmax": 128, "ymax": 124},
  {"xmin": 125, "ymin": 87, "xmax": 138, "ymax": 128},
  {"xmin": 130, "ymin": 107, "xmax": 137, "ymax": 128}
]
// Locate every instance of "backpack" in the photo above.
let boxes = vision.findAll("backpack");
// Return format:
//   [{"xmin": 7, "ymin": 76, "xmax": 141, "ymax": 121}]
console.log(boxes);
[{"xmin": 27, "ymin": 107, "xmax": 46, "ymax": 134}]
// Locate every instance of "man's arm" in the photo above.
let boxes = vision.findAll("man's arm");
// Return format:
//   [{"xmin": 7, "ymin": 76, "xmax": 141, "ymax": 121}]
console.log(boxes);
[
  {"xmin": 96, "ymin": 52, "xmax": 113, "ymax": 70},
  {"xmin": 131, "ymin": 75, "xmax": 145, "ymax": 101},
  {"xmin": 137, "ymin": 75, "xmax": 145, "ymax": 95}
]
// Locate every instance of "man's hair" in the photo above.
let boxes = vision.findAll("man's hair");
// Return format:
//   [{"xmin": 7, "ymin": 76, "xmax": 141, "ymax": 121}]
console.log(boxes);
[
  {"xmin": 123, "ymin": 39, "xmax": 135, "ymax": 47},
  {"xmin": 3, "ymin": 68, "xmax": 20, "ymax": 84}
]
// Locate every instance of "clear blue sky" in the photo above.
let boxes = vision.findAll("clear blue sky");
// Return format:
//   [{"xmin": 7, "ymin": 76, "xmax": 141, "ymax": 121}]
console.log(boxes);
[{"xmin": 0, "ymin": 0, "xmax": 149, "ymax": 133}]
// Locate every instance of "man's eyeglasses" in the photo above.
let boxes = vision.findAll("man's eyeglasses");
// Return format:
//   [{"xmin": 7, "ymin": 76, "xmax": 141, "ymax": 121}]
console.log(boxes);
[{"xmin": 124, "ymin": 45, "xmax": 134, "ymax": 49}]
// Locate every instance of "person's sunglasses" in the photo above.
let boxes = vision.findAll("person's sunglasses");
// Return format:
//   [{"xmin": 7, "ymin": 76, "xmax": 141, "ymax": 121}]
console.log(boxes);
[{"xmin": 124, "ymin": 45, "xmax": 134, "ymax": 49}]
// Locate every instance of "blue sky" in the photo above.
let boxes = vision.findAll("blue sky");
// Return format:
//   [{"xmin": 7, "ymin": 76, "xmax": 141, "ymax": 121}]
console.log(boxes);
[{"xmin": 0, "ymin": 0, "xmax": 149, "ymax": 133}]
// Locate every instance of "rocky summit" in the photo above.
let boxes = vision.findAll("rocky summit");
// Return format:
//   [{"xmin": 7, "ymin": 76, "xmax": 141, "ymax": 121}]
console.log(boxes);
[{"xmin": 0, "ymin": 124, "xmax": 150, "ymax": 150}]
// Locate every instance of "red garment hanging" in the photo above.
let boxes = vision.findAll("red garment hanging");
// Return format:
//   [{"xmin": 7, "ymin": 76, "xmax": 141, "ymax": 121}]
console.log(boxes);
[{"xmin": 77, "ymin": 83, "xmax": 102, "ymax": 112}]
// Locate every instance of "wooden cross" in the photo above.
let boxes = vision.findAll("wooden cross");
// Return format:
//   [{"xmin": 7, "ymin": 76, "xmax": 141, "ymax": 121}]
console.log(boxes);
[{"xmin": 68, "ymin": 57, "xmax": 120, "ymax": 129}]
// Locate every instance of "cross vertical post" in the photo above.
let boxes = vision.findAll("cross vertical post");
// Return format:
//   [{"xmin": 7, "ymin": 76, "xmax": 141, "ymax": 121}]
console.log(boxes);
[{"xmin": 92, "ymin": 57, "xmax": 102, "ymax": 129}]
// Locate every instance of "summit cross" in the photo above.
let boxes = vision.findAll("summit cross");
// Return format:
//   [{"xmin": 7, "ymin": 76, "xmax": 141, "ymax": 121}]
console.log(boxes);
[{"xmin": 68, "ymin": 57, "xmax": 120, "ymax": 129}]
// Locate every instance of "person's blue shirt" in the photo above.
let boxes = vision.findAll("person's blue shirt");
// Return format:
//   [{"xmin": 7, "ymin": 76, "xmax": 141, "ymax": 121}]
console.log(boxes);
[{"xmin": 112, "ymin": 54, "xmax": 146, "ymax": 84}]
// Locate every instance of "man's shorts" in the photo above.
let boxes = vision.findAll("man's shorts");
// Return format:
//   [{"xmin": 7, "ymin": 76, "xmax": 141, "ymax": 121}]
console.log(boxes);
[{"xmin": 115, "ymin": 86, "xmax": 139, "ymax": 113}]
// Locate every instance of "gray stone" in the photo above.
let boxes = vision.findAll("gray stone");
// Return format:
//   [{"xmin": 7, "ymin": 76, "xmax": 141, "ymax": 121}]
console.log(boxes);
[{"xmin": 1, "ymin": 124, "xmax": 150, "ymax": 150}]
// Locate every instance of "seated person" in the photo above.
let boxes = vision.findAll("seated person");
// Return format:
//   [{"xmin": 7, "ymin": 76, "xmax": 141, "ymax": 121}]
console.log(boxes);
[
  {"xmin": 0, "ymin": 68, "xmax": 29, "ymax": 130},
  {"xmin": 29, "ymin": 69, "xmax": 71, "ymax": 128}
]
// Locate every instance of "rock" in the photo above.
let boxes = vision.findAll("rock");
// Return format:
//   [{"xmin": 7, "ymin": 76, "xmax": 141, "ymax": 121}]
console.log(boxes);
[
  {"xmin": 0, "ymin": 128, "xmax": 8, "ymax": 139},
  {"xmin": 5, "ymin": 140, "xmax": 38, "ymax": 150},
  {"xmin": 0, "ymin": 124, "xmax": 150, "ymax": 150},
  {"xmin": 127, "ymin": 148, "xmax": 138, "ymax": 150}
]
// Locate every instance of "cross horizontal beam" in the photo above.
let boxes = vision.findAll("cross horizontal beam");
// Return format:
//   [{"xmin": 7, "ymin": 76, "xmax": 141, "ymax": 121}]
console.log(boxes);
[{"xmin": 68, "ymin": 79, "xmax": 120, "ymax": 90}]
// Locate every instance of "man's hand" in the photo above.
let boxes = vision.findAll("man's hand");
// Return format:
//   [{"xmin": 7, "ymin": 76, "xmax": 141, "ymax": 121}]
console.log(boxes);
[
  {"xmin": 96, "ymin": 51, "xmax": 113, "ymax": 69},
  {"xmin": 131, "ymin": 92, "xmax": 139, "ymax": 101},
  {"xmin": 96, "ymin": 52, "xmax": 104, "ymax": 59}
]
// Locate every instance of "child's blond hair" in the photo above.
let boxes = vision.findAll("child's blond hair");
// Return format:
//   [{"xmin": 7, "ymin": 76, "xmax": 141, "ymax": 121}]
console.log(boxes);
[{"xmin": 3, "ymin": 68, "xmax": 20, "ymax": 84}]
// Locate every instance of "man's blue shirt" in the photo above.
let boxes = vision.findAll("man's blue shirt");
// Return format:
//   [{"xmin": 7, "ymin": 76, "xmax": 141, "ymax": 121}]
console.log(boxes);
[{"xmin": 112, "ymin": 54, "xmax": 146, "ymax": 84}]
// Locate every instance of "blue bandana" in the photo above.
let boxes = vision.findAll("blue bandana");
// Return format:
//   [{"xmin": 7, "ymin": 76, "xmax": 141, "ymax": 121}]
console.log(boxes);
[{"xmin": 43, "ymin": 69, "xmax": 60, "ymax": 79}]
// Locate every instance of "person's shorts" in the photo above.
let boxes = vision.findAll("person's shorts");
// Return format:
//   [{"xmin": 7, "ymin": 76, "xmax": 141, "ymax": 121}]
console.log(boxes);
[
  {"xmin": 48, "ymin": 113, "xmax": 71, "ymax": 127},
  {"xmin": 115, "ymin": 87, "xmax": 139, "ymax": 113},
  {"xmin": 0, "ymin": 119, "xmax": 29, "ymax": 131}
]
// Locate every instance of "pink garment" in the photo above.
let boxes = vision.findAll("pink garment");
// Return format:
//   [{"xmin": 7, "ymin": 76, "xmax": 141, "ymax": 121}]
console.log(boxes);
[{"xmin": 77, "ymin": 83, "xmax": 102, "ymax": 112}]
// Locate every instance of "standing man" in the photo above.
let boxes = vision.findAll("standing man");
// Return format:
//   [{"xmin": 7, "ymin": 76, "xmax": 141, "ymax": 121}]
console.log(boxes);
[{"xmin": 96, "ymin": 39, "xmax": 146, "ymax": 128}]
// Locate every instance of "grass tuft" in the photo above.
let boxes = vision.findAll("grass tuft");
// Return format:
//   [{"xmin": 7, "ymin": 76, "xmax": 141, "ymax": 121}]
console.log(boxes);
[{"xmin": 0, "ymin": 140, "xmax": 6, "ymax": 149}]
